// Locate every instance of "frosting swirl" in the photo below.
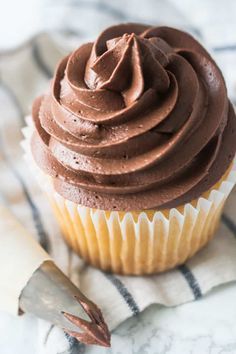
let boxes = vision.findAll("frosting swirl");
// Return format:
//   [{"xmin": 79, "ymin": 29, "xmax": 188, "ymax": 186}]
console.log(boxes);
[{"xmin": 31, "ymin": 24, "xmax": 236, "ymax": 211}]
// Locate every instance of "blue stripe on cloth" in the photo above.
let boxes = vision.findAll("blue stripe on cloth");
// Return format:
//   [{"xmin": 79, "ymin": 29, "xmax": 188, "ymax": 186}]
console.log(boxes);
[
  {"xmin": 105, "ymin": 274, "xmax": 140, "ymax": 315},
  {"xmin": 213, "ymin": 44, "xmax": 236, "ymax": 52},
  {"xmin": 0, "ymin": 142, "xmax": 51, "ymax": 252},
  {"xmin": 64, "ymin": 333, "xmax": 85, "ymax": 354},
  {"xmin": 5, "ymin": 162, "xmax": 51, "ymax": 252},
  {"xmin": 44, "ymin": 324, "xmax": 54, "ymax": 346},
  {"xmin": 32, "ymin": 42, "xmax": 53, "ymax": 78},
  {"xmin": 13, "ymin": 169, "xmax": 51, "ymax": 252},
  {"xmin": 0, "ymin": 81, "xmax": 51, "ymax": 252},
  {"xmin": 222, "ymin": 213, "xmax": 236, "ymax": 237},
  {"xmin": 178, "ymin": 264, "xmax": 202, "ymax": 300}
]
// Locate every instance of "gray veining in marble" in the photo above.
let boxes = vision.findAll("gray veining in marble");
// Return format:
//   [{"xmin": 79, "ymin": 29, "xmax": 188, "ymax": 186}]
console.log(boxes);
[
  {"xmin": 83, "ymin": 282, "xmax": 236, "ymax": 354},
  {"xmin": 0, "ymin": 279, "xmax": 236, "ymax": 353}
]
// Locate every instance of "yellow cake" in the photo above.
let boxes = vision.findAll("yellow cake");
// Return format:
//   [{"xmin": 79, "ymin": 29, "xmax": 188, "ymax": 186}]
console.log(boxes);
[{"xmin": 23, "ymin": 24, "xmax": 236, "ymax": 274}]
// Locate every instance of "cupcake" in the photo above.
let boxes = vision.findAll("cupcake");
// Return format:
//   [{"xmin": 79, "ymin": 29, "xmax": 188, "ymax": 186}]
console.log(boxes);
[{"xmin": 22, "ymin": 23, "xmax": 236, "ymax": 275}]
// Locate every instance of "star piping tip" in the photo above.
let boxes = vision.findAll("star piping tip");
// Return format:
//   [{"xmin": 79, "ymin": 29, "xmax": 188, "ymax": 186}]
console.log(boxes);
[{"xmin": 62, "ymin": 311, "xmax": 111, "ymax": 347}]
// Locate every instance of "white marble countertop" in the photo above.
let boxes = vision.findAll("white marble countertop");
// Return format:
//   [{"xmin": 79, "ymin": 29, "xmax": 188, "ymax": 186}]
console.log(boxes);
[
  {"xmin": 87, "ymin": 283, "xmax": 236, "ymax": 354},
  {"xmin": 1, "ymin": 282, "xmax": 236, "ymax": 354}
]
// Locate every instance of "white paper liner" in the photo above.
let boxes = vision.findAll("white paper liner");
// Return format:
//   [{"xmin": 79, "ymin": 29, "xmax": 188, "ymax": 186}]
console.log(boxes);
[
  {"xmin": 22, "ymin": 118, "xmax": 236, "ymax": 274},
  {"xmin": 0, "ymin": 203, "xmax": 51, "ymax": 315}
]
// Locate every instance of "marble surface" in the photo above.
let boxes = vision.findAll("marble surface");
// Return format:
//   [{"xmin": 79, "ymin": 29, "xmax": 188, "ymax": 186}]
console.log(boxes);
[
  {"xmin": 86, "ymin": 282, "xmax": 236, "ymax": 354},
  {"xmin": 3, "ymin": 282, "xmax": 236, "ymax": 354}
]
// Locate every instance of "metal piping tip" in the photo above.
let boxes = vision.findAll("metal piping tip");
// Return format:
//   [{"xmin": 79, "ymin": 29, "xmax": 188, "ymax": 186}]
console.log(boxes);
[
  {"xmin": 19, "ymin": 261, "xmax": 110, "ymax": 347},
  {"xmin": 62, "ymin": 297, "xmax": 110, "ymax": 347},
  {"xmin": 62, "ymin": 296, "xmax": 110, "ymax": 347}
]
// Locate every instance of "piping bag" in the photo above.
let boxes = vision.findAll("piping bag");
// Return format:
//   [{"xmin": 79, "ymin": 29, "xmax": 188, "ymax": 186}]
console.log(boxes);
[{"xmin": 0, "ymin": 203, "xmax": 110, "ymax": 347}]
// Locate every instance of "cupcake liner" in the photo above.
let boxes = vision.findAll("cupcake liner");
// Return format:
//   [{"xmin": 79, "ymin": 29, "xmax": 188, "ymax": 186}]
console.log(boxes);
[{"xmin": 22, "ymin": 118, "xmax": 236, "ymax": 275}]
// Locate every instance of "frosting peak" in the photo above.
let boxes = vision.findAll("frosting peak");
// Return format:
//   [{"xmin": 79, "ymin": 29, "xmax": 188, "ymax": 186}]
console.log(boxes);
[
  {"xmin": 31, "ymin": 24, "xmax": 236, "ymax": 211},
  {"xmin": 84, "ymin": 32, "xmax": 170, "ymax": 104}
]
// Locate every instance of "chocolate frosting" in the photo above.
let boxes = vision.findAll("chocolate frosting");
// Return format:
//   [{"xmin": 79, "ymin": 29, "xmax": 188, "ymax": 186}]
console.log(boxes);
[{"xmin": 31, "ymin": 24, "xmax": 236, "ymax": 211}]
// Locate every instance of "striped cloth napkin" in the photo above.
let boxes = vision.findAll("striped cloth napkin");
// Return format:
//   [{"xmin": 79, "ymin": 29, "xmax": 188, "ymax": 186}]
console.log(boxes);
[{"xmin": 1, "ymin": 1, "xmax": 236, "ymax": 353}]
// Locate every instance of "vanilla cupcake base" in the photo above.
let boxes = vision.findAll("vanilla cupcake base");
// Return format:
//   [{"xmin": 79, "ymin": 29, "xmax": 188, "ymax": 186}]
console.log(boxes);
[{"xmin": 22, "ymin": 119, "xmax": 236, "ymax": 275}]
